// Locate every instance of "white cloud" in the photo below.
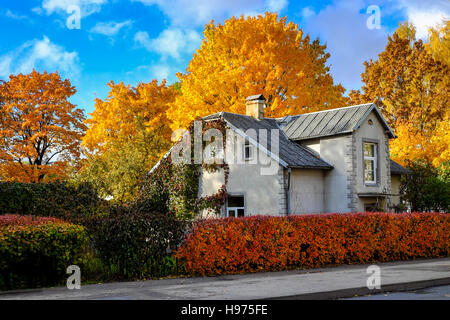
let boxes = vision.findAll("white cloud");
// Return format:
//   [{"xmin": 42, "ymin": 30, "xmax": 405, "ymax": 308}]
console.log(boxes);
[
  {"xmin": 266, "ymin": 0, "xmax": 288, "ymax": 13},
  {"xmin": 134, "ymin": 28, "xmax": 202, "ymax": 60},
  {"xmin": 0, "ymin": 36, "xmax": 80, "ymax": 80},
  {"xmin": 133, "ymin": 0, "xmax": 270, "ymax": 26},
  {"xmin": 407, "ymin": 9, "xmax": 447, "ymax": 39},
  {"xmin": 4, "ymin": 9, "xmax": 28, "ymax": 20},
  {"xmin": 89, "ymin": 20, "xmax": 133, "ymax": 36},
  {"xmin": 0, "ymin": 56, "xmax": 13, "ymax": 78},
  {"xmin": 150, "ymin": 64, "xmax": 171, "ymax": 81},
  {"xmin": 301, "ymin": 6, "xmax": 314, "ymax": 20},
  {"xmin": 397, "ymin": 0, "xmax": 449, "ymax": 39},
  {"xmin": 124, "ymin": 63, "xmax": 177, "ymax": 84},
  {"xmin": 39, "ymin": 0, "xmax": 107, "ymax": 17}
]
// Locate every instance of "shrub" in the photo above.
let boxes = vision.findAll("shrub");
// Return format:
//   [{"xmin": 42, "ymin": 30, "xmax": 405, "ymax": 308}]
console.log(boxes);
[
  {"xmin": 0, "ymin": 182, "xmax": 105, "ymax": 220},
  {"xmin": 82, "ymin": 206, "xmax": 187, "ymax": 279},
  {"xmin": 175, "ymin": 212, "xmax": 450, "ymax": 275},
  {"xmin": 403, "ymin": 161, "xmax": 450, "ymax": 212},
  {"xmin": 0, "ymin": 215, "xmax": 89, "ymax": 290}
]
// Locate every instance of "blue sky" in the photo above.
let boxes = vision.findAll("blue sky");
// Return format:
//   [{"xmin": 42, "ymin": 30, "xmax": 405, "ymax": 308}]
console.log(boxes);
[{"xmin": 0, "ymin": 0, "xmax": 448, "ymax": 116}]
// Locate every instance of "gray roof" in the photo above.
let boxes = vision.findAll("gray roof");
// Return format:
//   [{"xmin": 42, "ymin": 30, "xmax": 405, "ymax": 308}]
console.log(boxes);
[
  {"xmin": 279, "ymin": 103, "xmax": 396, "ymax": 141},
  {"xmin": 151, "ymin": 103, "xmax": 398, "ymax": 174},
  {"xmin": 204, "ymin": 112, "xmax": 333, "ymax": 169},
  {"xmin": 390, "ymin": 160, "xmax": 410, "ymax": 175}
]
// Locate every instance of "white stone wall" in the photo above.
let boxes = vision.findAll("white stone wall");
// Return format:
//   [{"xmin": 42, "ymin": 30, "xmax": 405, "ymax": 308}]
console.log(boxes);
[
  {"xmin": 302, "ymin": 139, "xmax": 321, "ymax": 156},
  {"xmin": 198, "ymin": 130, "xmax": 283, "ymax": 217},
  {"xmin": 300, "ymin": 110, "xmax": 394, "ymax": 213},
  {"xmin": 314, "ymin": 134, "xmax": 353, "ymax": 213},
  {"xmin": 390, "ymin": 174, "xmax": 402, "ymax": 207},
  {"xmin": 289, "ymin": 169, "xmax": 324, "ymax": 214},
  {"xmin": 353, "ymin": 111, "xmax": 391, "ymax": 211}
]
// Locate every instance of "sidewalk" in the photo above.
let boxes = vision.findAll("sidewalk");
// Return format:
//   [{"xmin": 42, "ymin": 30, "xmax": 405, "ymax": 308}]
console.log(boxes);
[{"xmin": 1, "ymin": 258, "xmax": 449, "ymax": 300}]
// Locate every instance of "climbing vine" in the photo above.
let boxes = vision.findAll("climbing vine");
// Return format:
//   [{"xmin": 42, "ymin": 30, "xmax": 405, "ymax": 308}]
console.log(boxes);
[{"xmin": 139, "ymin": 118, "xmax": 229, "ymax": 220}]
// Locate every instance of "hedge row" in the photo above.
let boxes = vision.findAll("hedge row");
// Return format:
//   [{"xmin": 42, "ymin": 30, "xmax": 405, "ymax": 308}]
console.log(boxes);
[
  {"xmin": 0, "ymin": 182, "xmax": 104, "ymax": 220},
  {"xmin": 175, "ymin": 212, "xmax": 450, "ymax": 275},
  {"xmin": 0, "ymin": 215, "xmax": 89, "ymax": 290},
  {"xmin": 80, "ymin": 207, "xmax": 187, "ymax": 279}
]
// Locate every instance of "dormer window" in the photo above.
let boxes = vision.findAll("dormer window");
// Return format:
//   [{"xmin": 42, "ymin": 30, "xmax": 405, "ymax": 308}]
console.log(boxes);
[{"xmin": 364, "ymin": 142, "xmax": 377, "ymax": 184}]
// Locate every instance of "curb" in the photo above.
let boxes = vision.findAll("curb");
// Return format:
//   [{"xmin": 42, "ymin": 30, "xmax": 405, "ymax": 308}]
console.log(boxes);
[{"xmin": 266, "ymin": 277, "xmax": 450, "ymax": 300}]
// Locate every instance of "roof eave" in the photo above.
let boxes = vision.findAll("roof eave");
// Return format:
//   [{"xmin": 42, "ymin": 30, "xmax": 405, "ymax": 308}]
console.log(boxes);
[
  {"xmin": 290, "ymin": 130, "xmax": 353, "ymax": 142},
  {"xmin": 288, "ymin": 165, "xmax": 334, "ymax": 170}
]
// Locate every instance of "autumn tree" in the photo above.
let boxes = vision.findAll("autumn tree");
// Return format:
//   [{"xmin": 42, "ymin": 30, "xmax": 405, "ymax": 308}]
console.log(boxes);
[
  {"xmin": 79, "ymin": 80, "xmax": 176, "ymax": 202},
  {"xmin": 349, "ymin": 22, "xmax": 449, "ymax": 167},
  {"xmin": 0, "ymin": 70, "xmax": 86, "ymax": 182},
  {"xmin": 168, "ymin": 12, "xmax": 347, "ymax": 129},
  {"xmin": 426, "ymin": 20, "xmax": 449, "ymax": 66}
]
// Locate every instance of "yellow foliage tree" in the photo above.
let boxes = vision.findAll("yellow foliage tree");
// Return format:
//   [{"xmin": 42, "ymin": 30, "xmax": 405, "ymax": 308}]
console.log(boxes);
[
  {"xmin": 426, "ymin": 20, "xmax": 450, "ymax": 66},
  {"xmin": 83, "ymin": 80, "xmax": 175, "ymax": 154},
  {"xmin": 349, "ymin": 22, "xmax": 449, "ymax": 167},
  {"xmin": 168, "ymin": 12, "xmax": 347, "ymax": 130},
  {"xmin": 80, "ymin": 80, "xmax": 177, "ymax": 201},
  {"xmin": 0, "ymin": 70, "xmax": 86, "ymax": 182}
]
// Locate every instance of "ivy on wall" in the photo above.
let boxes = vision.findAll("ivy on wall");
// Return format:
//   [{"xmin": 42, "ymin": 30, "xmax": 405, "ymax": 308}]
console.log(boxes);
[{"xmin": 138, "ymin": 118, "xmax": 229, "ymax": 219}]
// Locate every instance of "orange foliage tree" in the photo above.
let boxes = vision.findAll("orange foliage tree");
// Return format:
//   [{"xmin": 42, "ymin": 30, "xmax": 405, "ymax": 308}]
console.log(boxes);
[
  {"xmin": 0, "ymin": 70, "xmax": 86, "ymax": 182},
  {"xmin": 168, "ymin": 12, "xmax": 348, "ymax": 130},
  {"xmin": 349, "ymin": 22, "xmax": 449, "ymax": 167}
]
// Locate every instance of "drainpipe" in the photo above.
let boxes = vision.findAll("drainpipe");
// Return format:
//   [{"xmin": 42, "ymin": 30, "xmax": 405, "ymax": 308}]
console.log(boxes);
[{"xmin": 286, "ymin": 167, "xmax": 291, "ymax": 215}]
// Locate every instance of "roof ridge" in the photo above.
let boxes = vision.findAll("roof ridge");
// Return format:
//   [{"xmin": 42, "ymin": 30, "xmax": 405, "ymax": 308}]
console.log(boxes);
[
  {"xmin": 274, "ymin": 103, "xmax": 375, "ymax": 119},
  {"xmin": 204, "ymin": 103, "xmax": 376, "ymax": 122}
]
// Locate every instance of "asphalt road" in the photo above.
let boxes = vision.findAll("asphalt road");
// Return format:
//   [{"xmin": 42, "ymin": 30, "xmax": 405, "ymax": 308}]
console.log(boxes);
[
  {"xmin": 346, "ymin": 284, "xmax": 450, "ymax": 300},
  {"xmin": 1, "ymin": 258, "xmax": 449, "ymax": 300}
]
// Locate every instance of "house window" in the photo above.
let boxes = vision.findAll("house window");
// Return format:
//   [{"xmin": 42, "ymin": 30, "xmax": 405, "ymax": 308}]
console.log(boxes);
[
  {"xmin": 364, "ymin": 203, "xmax": 378, "ymax": 212},
  {"xmin": 227, "ymin": 195, "xmax": 245, "ymax": 217},
  {"xmin": 244, "ymin": 141, "xmax": 253, "ymax": 161},
  {"xmin": 364, "ymin": 142, "xmax": 377, "ymax": 184}
]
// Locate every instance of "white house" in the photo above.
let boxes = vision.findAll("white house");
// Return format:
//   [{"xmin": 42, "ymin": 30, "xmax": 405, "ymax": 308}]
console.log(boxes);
[{"xmin": 157, "ymin": 94, "xmax": 410, "ymax": 217}]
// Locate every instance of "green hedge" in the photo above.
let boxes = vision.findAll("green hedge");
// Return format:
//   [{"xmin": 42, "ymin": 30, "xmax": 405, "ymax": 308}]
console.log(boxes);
[
  {"xmin": 0, "ymin": 182, "xmax": 104, "ymax": 220},
  {"xmin": 82, "ymin": 206, "xmax": 187, "ymax": 279},
  {"xmin": 0, "ymin": 215, "xmax": 89, "ymax": 290}
]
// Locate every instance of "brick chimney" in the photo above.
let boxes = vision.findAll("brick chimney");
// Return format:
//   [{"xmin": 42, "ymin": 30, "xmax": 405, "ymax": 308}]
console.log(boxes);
[{"xmin": 245, "ymin": 94, "xmax": 266, "ymax": 120}]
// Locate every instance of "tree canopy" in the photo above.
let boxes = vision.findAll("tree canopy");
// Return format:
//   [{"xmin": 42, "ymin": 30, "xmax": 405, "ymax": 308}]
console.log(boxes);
[
  {"xmin": 79, "ymin": 80, "xmax": 177, "ymax": 202},
  {"xmin": 0, "ymin": 70, "xmax": 86, "ymax": 182},
  {"xmin": 167, "ymin": 12, "xmax": 348, "ymax": 130},
  {"xmin": 349, "ymin": 22, "xmax": 449, "ymax": 167}
]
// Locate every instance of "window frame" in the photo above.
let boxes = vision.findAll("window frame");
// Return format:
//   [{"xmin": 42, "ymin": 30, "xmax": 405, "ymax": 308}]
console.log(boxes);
[
  {"xmin": 243, "ymin": 140, "xmax": 253, "ymax": 161},
  {"xmin": 363, "ymin": 141, "xmax": 378, "ymax": 186},
  {"xmin": 226, "ymin": 194, "xmax": 246, "ymax": 218}
]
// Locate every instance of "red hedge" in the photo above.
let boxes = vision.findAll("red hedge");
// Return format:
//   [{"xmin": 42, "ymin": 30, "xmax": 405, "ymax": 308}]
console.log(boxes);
[
  {"xmin": 175, "ymin": 212, "xmax": 450, "ymax": 275},
  {"xmin": 0, "ymin": 214, "xmax": 64, "ymax": 226}
]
